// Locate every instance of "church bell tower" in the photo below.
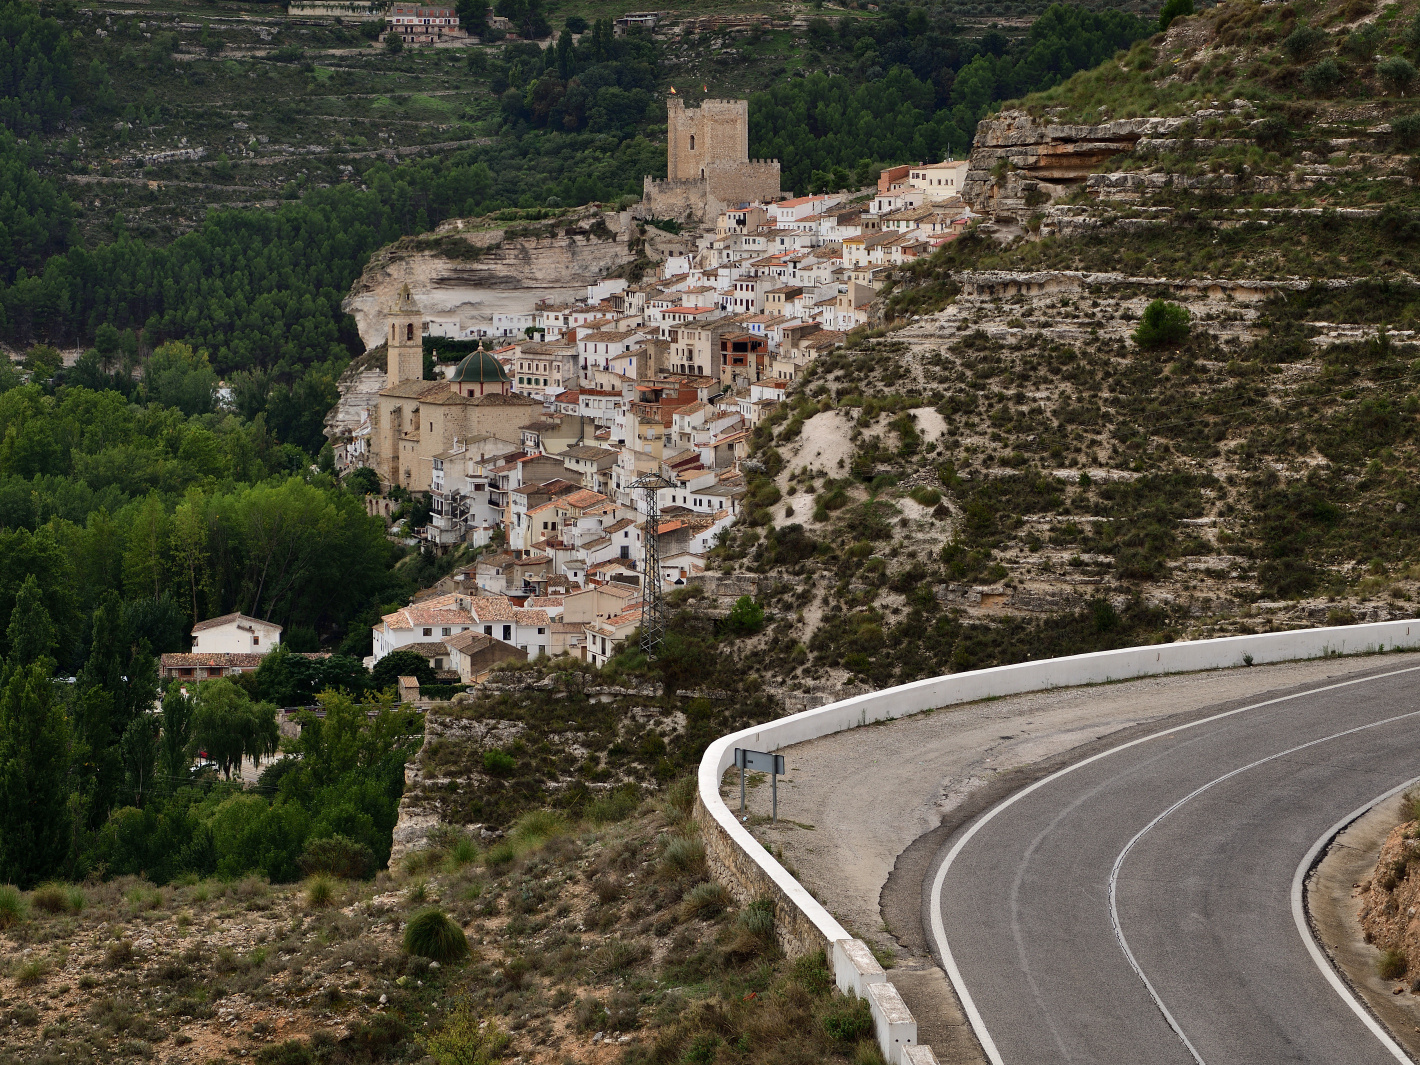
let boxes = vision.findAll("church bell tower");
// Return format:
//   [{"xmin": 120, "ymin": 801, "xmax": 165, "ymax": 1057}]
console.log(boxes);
[{"xmin": 386, "ymin": 283, "xmax": 424, "ymax": 385}]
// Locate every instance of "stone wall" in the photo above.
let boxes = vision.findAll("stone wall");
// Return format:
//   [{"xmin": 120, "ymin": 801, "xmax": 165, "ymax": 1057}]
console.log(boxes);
[{"xmin": 667, "ymin": 98, "xmax": 751, "ymax": 182}]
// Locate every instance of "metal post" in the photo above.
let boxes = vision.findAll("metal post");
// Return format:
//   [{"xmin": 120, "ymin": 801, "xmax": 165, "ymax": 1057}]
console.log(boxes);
[
  {"xmin": 771, "ymin": 769, "xmax": 777, "ymax": 823},
  {"xmin": 740, "ymin": 765, "xmax": 746, "ymax": 818}
]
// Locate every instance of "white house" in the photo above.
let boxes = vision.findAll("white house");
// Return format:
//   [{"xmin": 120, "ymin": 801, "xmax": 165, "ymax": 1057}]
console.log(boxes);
[
  {"xmin": 372, "ymin": 593, "xmax": 475, "ymax": 664},
  {"xmin": 190, "ymin": 613, "xmax": 282, "ymax": 654}
]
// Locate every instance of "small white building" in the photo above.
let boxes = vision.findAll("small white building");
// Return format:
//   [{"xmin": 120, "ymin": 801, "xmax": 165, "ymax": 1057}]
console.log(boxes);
[
  {"xmin": 190, "ymin": 613, "xmax": 282, "ymax": 655},
  {"xmin": 371, "ymin": 593, "xmax": 476, "ymax": 664}
]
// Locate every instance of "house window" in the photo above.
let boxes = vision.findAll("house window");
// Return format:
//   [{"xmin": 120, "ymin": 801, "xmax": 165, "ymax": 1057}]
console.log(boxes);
[
  {"xmin": 502, "ymin": 625, "xmax": 512, "ymax": 640},
  {"xmin": 689, "ymin": 134, "xmax": 695, "ymax": 151},
  {"xmin": 442, "ymin": 627, "xmax": 451, "ymax": 636},
  {"xmin": 423, "ymin": 627, "xmax": 433, "ymax": 636},
  {"xmin": 484, "ymin": 625, "xmax": 493, "ymax": 635},
  {"xmin": 253, "ymin": 634, "xmax": 260, "ymax": 646}
]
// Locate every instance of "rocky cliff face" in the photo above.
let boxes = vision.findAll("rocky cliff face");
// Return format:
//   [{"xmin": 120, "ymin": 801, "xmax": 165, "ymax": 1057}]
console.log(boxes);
[
  {"xmin": 962, "ymin": 109, "xmax": 1190, "ymax": 216},
  {"xmin": 343, "ymin": 207, "xmax": 690, "ymax": 348}
]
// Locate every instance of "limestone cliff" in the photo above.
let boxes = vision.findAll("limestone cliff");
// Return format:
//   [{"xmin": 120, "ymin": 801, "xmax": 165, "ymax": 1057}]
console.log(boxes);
[
  {"xmin": 342, "ymin": 206, "xmax": 690, "ymax": 348},
  {"xmin": 962, "ymin": 109, "xmax": 1190, "ymax": 216}
]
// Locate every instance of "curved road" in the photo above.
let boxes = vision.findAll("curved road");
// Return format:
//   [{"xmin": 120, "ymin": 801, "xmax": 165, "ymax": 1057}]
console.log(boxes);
[{"xmin": 930, "ymin": 663, "xmax": 1420, "ymax": 1065}]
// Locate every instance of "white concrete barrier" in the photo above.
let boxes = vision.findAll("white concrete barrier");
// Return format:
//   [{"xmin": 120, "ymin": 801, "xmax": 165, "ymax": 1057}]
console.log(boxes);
[{"xmin": 696, "ymin": 619, "xmax": 1420, "ymax": 1065}]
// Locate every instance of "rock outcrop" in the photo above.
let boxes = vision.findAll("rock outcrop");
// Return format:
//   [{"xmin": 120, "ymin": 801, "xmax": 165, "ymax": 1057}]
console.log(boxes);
[
  {"xmin": 963, "ymin": 110, "xmax": 1189, "ymax": 214},
  {"xmin": 342, "ymin": 207, "xmax": 690, "ymax": 349}
]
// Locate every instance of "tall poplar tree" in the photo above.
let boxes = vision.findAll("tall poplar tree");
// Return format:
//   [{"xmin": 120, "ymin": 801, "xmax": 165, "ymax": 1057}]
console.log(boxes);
[{"xmin": 0, "ymin": 660, "xmax": 72, "ymax": 887}]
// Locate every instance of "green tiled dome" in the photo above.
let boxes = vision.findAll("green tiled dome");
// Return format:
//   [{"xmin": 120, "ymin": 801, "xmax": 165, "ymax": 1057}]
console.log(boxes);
[{"xmin": 449, "ymin": 350, "xmax": 511, "ymax": 384}]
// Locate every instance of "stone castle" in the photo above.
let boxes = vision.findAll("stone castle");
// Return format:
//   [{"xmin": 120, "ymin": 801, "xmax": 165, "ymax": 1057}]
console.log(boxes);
[{"xmin": 641, "ymin": 97, "xmax": 780, "ymax": 222}]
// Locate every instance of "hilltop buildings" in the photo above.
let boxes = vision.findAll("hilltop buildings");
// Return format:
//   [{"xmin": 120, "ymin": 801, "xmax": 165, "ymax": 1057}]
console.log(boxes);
[{"xmin": 334, "ymin": 100, "xmax": 971, "ymax": 673}]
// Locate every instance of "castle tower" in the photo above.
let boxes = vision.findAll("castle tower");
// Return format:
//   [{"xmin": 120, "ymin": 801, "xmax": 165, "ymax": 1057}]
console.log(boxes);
[
  {"xmin": 386, "ymin": 282, "xmax": 423, "ymax": 385},
  {"xmin": 667, "ymin": 97, "xmax": 751, "ymax": 182}
]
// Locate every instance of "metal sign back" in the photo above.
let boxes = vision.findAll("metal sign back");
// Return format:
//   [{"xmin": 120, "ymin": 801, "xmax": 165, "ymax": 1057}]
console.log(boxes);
[{"xmin": 734, "ymin": 748, "xmax": 784, "ymax": 774}]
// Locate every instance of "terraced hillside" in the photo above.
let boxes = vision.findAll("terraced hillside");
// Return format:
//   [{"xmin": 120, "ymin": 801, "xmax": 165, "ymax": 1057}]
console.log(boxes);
[{"xmin": 711, "ymin": 0, "xmax": 1420, "ymax": 696}]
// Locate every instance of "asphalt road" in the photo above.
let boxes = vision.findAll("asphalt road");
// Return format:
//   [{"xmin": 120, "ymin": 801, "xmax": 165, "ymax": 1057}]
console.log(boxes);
[{"xmin": 930, "ymin": 663, "xmax": 1420, "ymax": 1065}]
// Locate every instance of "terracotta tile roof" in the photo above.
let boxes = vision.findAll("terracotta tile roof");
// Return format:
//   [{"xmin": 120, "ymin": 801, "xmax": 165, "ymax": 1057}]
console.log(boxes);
[
  {"xmin": 401, "ymin": 641, "xmax": 456, "ymax": 657},
  {"xmin": 603, "ymin": 518, "xmax": 635, "ymax": 534},
  {"xmin": 468, "ymin": 597, "xmax": 516, "ymax": 623},
  {"xmin": 525, "ymin": 597, "xmax": 564, "ymax": 609},
  {"xmin": 380, "ymin": 592, "xmax": 474, "ymax": 630},
  {"xmin": 563, "ymin": 489, "xmax": 608, "ymax": 509},
  {"xmin": 160, "ymin": 652, "xmax": 266, "ymax": 669},
  {"xmin": 513, "ymin": 608, "xmax": 550, "ymax": 626},
  {"xmin": 192, "ymin": 612, "xmax": 281, "ymax": 634},
  {"xmin": 444, "ymin": 630, "xmax": 520, "ymax": 655}
]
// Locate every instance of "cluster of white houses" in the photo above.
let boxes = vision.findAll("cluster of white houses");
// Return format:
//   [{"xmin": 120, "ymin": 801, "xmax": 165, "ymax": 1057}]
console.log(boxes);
[{"xmin": 319, "ymin": 162, "xmax": 974, "ymax": 681}]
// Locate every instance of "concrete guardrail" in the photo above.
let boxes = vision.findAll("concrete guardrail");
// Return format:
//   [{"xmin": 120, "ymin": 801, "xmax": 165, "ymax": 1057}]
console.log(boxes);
[{"xmin": 694, "ymin": 619, "xmax": 1420, "ymax": 1065}]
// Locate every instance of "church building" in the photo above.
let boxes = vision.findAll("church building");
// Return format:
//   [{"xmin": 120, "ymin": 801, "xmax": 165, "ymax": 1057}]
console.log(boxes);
[{"xmin": 369, "ymin": 285, "xmax": 540, "ymax": 492}]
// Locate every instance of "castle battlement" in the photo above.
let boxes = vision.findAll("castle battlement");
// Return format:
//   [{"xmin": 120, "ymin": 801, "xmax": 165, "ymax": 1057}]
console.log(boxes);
[{"xmin": 646, "ymin": 96, "xmax": 780, "ymax": 223}]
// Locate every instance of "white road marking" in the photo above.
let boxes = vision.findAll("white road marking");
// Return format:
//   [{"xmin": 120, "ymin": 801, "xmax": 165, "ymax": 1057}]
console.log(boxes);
[{"xmin": 928, "ymin": 664, "xmax": 1420, "ymax": 1065}]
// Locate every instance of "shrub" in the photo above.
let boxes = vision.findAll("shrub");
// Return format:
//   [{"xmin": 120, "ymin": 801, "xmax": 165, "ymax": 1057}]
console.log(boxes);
[
  {"xmin": 1380, "ymin": 948, "xmax": 1409, "ymax": 979},
  {"xmin": 1304, "ymin": 58, "xmax": 1343, "ymax": 95},
  {"xmin": 1381, "ymin": 55, "xmax": 1418, "ymax": 95},
  {"xmin": 664, "ymin": 775, "xmax": 697, "ymax": 824},
  {"xmin": 15, "ymin": 959, "xmax": 47, "ymax": 986},
  {"xmin": 1254, "ymin": 115, "xmax": 1290, "ymax": 150},
  {"xmin": 681, "ymin": 881, "xmax": 731, "ymax": 921},
  {"xmin": 1133, "ymin": 300, "xmax": 1191, "ymax": 349},
  {"xmin": 427, "ymin": 1008, "xmax": 510, "ymax": 1065},
  {"xmin": 585, "ymin": 787, "xmax": 640, "ymax": 825},
  {"xmin": 1284, "ymin": 24, "xmax": 1326, "ymax": 60},
  {"xmin": 447, "ymin": 836, "xmax": 480, "ymax": 867},
  {"xmin": 821, "ymin": 994, "xmax": 874, "ymax": 1043},
  {"xmin": 403, "ymin": 908, "xmax": 470, "ymax": 963},
  {"xmin": 736, "ymin": 897, "xmax": 776, "ymax": 940},
  {"xmin": 1159, "ymin": 0, "xmax": 1192, "ymax": 30},
  {"xmin": 659, "ymin": 835, "xmax": 707, "ymax": 878},
  {"xmin": 1394, "ymin": 113, "xmax": 1420, "ymax": 148},
  {"xmin": 723, "ymin": 595, "xmax": 766, "ymax": 637},
  {"xmin": 299, "ymin": 835, "xmax": 375, "ymax": 880},
  {"xmin": 304, "ymin": 875, "xmax": 336, "ymax": 909},
  {"xmin": 909, "ymin": 486, "xmax": 942, "ymax": 507},
  {"xmin": 0, "ymin": 885, "xmax": 25, "ymax": 929},
  {"xmin": 482, "ymin": 749, "xmax": 517, "ymax": 776},
  {"xmin": 30, "ymin": 882, "xmax": 82, "ymax": 915}
]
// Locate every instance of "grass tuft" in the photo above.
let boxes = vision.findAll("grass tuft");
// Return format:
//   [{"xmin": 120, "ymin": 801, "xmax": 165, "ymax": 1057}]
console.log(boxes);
[
  {"xmin": 680, "ymin": 881, "xmax": 731, "ymax": 922},
  {"xmin": 0, "ymin": 884, "xmax": 26, "ymax": 929},
  {"xmin": 658, "ymin": 834, "xmax": 707, "ymax": 879},
  {"xmin": 1380, "ymin": 948, "xmax": 1409, "ymax": 980},
  {"xmin": 403, "ymin": 908, "xmax": 469, "ymax": 963},
  {"xmin": 304, "ymin": 875, "xmax": 336, "ymax": 909}
]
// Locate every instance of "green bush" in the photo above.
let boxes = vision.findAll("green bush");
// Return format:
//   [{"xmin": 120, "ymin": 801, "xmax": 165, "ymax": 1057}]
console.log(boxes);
[
  {"xmin": 723, "ymin": 596, "xmax": 766, "ymax": 637},
  {"xmin": 298, "ymin": 834, "xmax": 375, "ymax": 879},
  {"xmin": 427, "ymin": 1008, "xmax": 510, "ymax": 1065},
  {"xmin": 585, "ymin": 787, "xmax": 640, "ymax": 825},
  {"xmin": 1381, "ymin": 56, "xmax": 1418, "ymax": 95},
  {"xmin": 1393, "ymin": 113, "xmax": 1420, "ymax": 148},
  {"xmin": 1159, "ymin": 0, "xmax": 1192, "ymax": 31},
  {"xmin": 0, "ymin": 885, "xmax": 25, "ymax": 929},
  {"xmin": 658, "ymin": 835, "xmax": 707, "ymax": 878},
  {"xmin": 403, "ymin": 908, "xmax": 470, "ymax": 963},
  {"xmin": 482, "ymin": 749, "xmax": 516, "ymax": 776},
  {"xmin": 821, "ymin": 994, "xmax": 874, "ymax": 1043},
  {"xmin": 1133, "ymin": 300, "xmax": 1191, "ymax": 348},
  {"xmin": 680, "ymin": 881, "xmax": 732, "ymax": 921},
  {"xmin": 30, "ymin": 882, "xmax": 83, "ymax": 915},
  {"xmin": 1284, "ymin": 24, "xmax": 1326, "ymax": 60},
  {"xmin": 1304, "ymin": 58, "xmax": 1343, "ymax": 95}
]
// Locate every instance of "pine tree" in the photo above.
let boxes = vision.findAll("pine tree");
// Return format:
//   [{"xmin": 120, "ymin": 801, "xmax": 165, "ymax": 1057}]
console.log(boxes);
[
  {"xmin": 0, "ymin": 661, "xmax": 72, "ymax": 887},
  {"xmin": 6, "ymin": 573, "xmax": 56, "ymax": 667}
]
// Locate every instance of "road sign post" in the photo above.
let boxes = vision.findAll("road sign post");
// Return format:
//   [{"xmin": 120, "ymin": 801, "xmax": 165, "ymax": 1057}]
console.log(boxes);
[{"xmin": 734, "ymin": 748, "xmax": 786, "ymax": 823}]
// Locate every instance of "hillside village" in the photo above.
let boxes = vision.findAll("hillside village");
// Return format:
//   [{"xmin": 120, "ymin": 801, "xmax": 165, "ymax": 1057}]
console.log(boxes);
[{"xmin": 323, "ymin": 95, "xmax": 973, "ymax": 679}]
